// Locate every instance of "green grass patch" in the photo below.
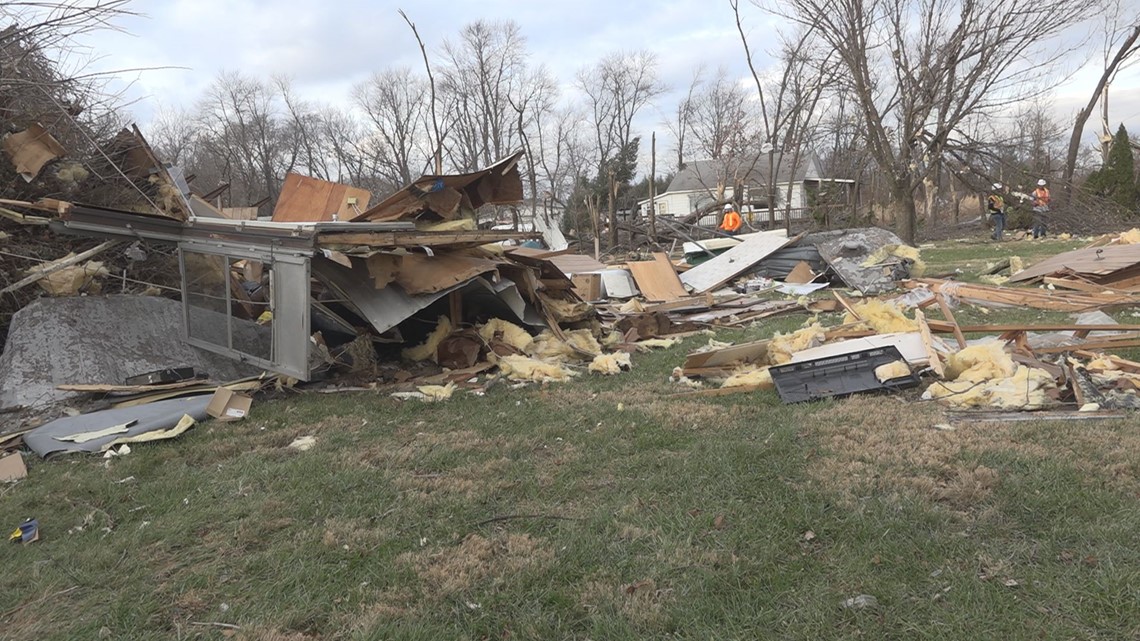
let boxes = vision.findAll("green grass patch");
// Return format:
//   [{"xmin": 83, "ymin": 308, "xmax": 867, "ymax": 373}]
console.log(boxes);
[{"xmin": 3, "ymin": 242, "xmax": 1140, "ymax": 640}]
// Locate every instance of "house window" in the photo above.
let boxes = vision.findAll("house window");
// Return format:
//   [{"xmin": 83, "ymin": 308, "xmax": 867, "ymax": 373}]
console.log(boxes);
[{"xmin": 657, "ymin": 201, "xmax": 669, "ymax": 215}]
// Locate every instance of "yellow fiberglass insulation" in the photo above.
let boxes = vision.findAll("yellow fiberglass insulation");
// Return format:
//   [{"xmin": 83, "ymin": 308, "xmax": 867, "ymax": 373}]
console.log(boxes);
[
  {"xmin": 874, "ymin": 360, "xmax": 912, "ymax": 383},
  {"xmin": 601, "ymin": 330, "xmax": 625, "ymax": 348},
  {"xmin": 565, "ymin": 329, "xmax": 604, "ymax": 356},
  {"xmin": 844, "ymin": 299, "xmax": 917, "ymax": 333},
  {"xmin": 416, "ymin": 382, "xmax": 457, "ymax": 401},
  {"xmin": 636, "ymin": 337, "xmax": 681, "ymax": 351},
  {"xmin": 978, "ymin": 275, "xmax": 1010, "ymax": 286},
  {"xmin": 588, "ymin": 352, "xmax": 632, "ymax": 375},
  {"xmin": 479, "ymin": 318, "xmax": 533, "ymax": 352},
  {"xmin": 768, "ymin": 323, "xmax": 827, "ymax": 364},
  {"xmin": 721, "ymin": 366, "xmax": 774, "ymax": 389},
  {"xmin": 860, "ymin": 244, "xmax": 926, "ymax": 277},
  {"xmin": 619, "ymin": 299, "xmax": 646, "ymax": 314},
  {"xmin": 945, "ymin": 342, "xmax": 1016, "ymax": 382},
  {"xmin": 526, "ymin": 329, "xmax": 602, "ymax": 361},
  {"xmin": 1009, "ymin": 255, "xmax": 1025, "ymax": 274},
  {"xmin": 925, "ymin": 366, "xmax": 1055, "ymax": 410},
  {"xmin": 496, "ymin": 354, "xmax": 578, "ymax": 383},
  {"xmin": 1118, "ymin": 228, "xmax": 1140, "ymax": 244},
  {"xmin": 401, "ymin": 316, "xmax": 451, "ymax": 362}
]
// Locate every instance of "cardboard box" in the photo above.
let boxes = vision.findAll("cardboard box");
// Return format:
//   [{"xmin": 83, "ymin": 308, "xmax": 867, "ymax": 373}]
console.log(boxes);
[
  {"xmin": 0, "ymin": 452, "xmax": 28, "ymax": 482},
  {"xmin": 571, "ymin": 273, "xmax": 602, "ymax": 301},
  {"xmin": 206, "ymin": 388, "xmax": 253, "ymax": 422}
]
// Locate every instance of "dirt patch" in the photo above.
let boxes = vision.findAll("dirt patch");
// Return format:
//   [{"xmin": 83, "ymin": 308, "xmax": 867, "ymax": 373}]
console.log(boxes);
[
  {"xmin": 580, "ymin": 577, "xmax": 675, "ymax": 628},
  {"xmin": 393, "ymin": 457, "xmax": 513, "ymax": 499},
  {"xmin": 317, "ymin": 517, "xmax": 393, "ymax": 551},
  {"xmin": 344, "ymin": 590, "xmax": 416, "ymax": 632},
  {"xmin": 399, "ymin": 532, "xmax": 552, "ymax": 596},
  {"xmin": 234, "ymin": 628, "xmax": 317, "ymax": 641},
  {"xmin": 641, "ymin": 399, "xmax": 750, "ymax": 432},
  {"xmin": 805, "ymin": 396, "xmax": 1140, "ymax": 508},
  {"xmin": 349, "ymin": 428, "xmax": 512, "ymax": 469}
]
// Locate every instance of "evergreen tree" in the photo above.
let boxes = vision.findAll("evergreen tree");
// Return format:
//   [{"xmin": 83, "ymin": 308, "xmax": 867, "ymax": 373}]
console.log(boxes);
[{"xmin": 1085, "ymin": 124, "xmax": 1138, "ymax": 210}]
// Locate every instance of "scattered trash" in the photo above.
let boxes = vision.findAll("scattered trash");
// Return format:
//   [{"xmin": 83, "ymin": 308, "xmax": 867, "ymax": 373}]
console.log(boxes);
[
  {"xmin": 288, "ymin": 436, "xmax": 317, "ymax": 452},
  {"xmin": 0, "ymin": 452, "xmax": 28, "ymax": 482},
  {"xmin": 840, "ymin": 594, "xmax": 878, "ymax": 610},
  {"xmin": 9, "ymin": 517, "xmax": 40, "ymax": 544}
]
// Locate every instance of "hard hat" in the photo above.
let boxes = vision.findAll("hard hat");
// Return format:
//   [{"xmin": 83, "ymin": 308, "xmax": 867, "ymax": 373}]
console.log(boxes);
[
  {"xmin": 1037, "ymin": 179, "xmax": 1047, "ymax": 186},
  {"xmin": 723, "ymin": 204, "xmax": 733, "ymax": 211},
  {"xmin": 992, "ymin": 182, "xmax": 1002, "ymax": 190}
]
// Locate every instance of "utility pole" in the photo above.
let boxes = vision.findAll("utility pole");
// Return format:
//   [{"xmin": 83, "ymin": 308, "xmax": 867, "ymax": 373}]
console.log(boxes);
[{"xmin": 649, "ymin": 131, "xmax": 657, "ymax": 243}]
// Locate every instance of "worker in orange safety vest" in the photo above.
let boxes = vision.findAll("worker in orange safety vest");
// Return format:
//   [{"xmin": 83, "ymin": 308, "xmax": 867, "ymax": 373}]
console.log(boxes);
[
  {"xmin": 718, "ymin": 203, "xmax": 742, "ymax": 235},
  {"xmin": 1031, "ymin": 178, "xmax": 1051, "ymax": 239}
]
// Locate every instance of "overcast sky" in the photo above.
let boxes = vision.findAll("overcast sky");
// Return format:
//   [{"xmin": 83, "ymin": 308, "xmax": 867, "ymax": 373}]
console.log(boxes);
[{"xmin": 70, "ymin": 0, "xmax": 1140, "ymax": 164}]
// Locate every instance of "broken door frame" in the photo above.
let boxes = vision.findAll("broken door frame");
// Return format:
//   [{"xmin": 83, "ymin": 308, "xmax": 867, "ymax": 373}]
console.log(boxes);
[{"xmin": 178, "ymin": 241, "xmax": 311, "ymax": 380}]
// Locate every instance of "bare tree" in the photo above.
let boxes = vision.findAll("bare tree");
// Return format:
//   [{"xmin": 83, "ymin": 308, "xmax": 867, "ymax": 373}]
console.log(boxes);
[
  {"xmin": 439, "ymin": 20, "xmax": 529, "ymax": 172},
  {"xmin": 577, "ymin": 50, "xmax": 665, "ymax": 249},
  {"xmin": 193, "ymin": 71, "xmax": 298, "ymax": 207},
  {"xmin": 1061, "ymin": 2, "xmax": 1140, "ymax": 201},
  {"xmin": 766, "ymin": 0, "xmax": 1100, "ymax": 244},
  {"xmin": 352, "ymin": 66, "xmax": 429, "ymax": 188}
]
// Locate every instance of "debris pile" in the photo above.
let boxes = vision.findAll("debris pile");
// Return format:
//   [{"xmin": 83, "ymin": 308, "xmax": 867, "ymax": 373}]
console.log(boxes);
[{"xmin": 672, "ymin": 274, "xmax": 1140, "ymax": 416}]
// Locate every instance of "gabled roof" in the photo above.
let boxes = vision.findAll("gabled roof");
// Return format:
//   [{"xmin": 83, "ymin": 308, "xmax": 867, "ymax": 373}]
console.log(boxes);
[{"xmin": 665, "ymin": 152, "xmax": 821, "ymax": 194}]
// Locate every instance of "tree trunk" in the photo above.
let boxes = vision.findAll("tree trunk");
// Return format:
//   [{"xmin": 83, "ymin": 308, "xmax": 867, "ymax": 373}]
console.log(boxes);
[
  {"xmin": 607, "ymin": 173, "xmax": 619, "ymax": 250},
  {"xmin": 1062, "ymin": 25, "xmax": 1140, "ymax": 206},
  {"xmin": 892, "ymin": 180, "xmax": 917, "ymax": 245}
]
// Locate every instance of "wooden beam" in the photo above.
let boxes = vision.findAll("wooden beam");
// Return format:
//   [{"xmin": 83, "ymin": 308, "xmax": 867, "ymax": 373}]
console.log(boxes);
[
  {"xmin": 915, "ymin": 309, "xmax": 945, "ymax": 378},
  {"xmin": 1034, "ymin": 336, "xmax": 1140, "ymax": 355},
  {"xmin": 0, "ymin": 240, "xmax": 119, "ymax": 295},
  {"xmin": 936, "ymin": 294, "xmax": 968, "ymax": 349}
]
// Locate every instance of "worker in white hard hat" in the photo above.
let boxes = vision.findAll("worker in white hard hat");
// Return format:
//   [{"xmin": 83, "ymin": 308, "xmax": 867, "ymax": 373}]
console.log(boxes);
[
  {"xmin": 718, "ymin": 202, "xmax": 742, "ymax": 235},
  {"xmin": 1031, "ymin": 179, "xmax": 1051, "ymax": 239},
  {"xmin": 987, "ymin": 183, "xmax": 1007, "ymax": 241}
]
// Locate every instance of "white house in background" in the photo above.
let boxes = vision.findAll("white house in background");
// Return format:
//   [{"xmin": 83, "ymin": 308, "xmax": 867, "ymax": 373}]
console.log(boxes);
[{"xmin": 639, "ymin": 152, "xmax": 850, "ymax": 224}]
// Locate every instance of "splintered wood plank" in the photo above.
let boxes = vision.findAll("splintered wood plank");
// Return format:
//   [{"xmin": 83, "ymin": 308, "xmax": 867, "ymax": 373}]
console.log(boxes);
[
  {"xmin": 915, "ymin": 310, "xmax": 944, "ymax": 378},
  {"xmin": 936, "ymin": 294, "xmax": 968, "ymax": 349},
  {"xmin": 679, "ymin": 233, "xmax": 798, "ymax": 294},
  {"xmin": 627, "ymin": 253, "xmax": 688, "ymax": 301}
]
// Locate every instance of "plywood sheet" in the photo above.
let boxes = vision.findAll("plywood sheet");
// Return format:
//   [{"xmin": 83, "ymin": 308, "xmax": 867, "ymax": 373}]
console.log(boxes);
[
  {"xmin": 395, "ymin": 254, "xmax": 501, "ymax": 295},
  {"xmin": 627, "ymin": 253, "xmax": 687, "ymax": 302},
  {"xmin": 1009, "ymin": 244, "xmax": 1140, "ymax": 283},
  {"xmin": 547, "ymin": 253, "xmax": 608, "ymax": 276},
  {"xmin": 679, "ymin": 233, "xmax": 797, "ymax": 294},
  {"xmin": 272, "ymin": 173, "xmax": 372, "ymax": 223},
  {"xmin": 785, "ymin": 260, "xmax": 815, "ymax": 284}
]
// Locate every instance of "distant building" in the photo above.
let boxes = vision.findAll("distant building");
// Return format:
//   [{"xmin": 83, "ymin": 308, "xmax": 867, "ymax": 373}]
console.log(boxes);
[{"xmin": 638, "ymin": 152, "xmax": 853, "ymax": 225}]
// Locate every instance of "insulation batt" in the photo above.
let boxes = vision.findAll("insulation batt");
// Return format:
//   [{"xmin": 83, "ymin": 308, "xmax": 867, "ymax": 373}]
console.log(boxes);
[
  {"xmin": 495, "ymin": 354, "xmax": 578, "ymax": 383},
  {"xmin": 768, "ymin": 323, "xmax": 827, "ymax": 364},
  {"xmin": 636, "ymin": 338, "xmax": 681, "ymax": 351},
  {"xmin": 874, "ymin": 360, "xmax": 911, "ymax": 383},
  {"xmin": 860, "ymin": 244, "xmax": 927, "ymax": 277},
  {"xmin": 721, "ymin": 366, "xmax": 774, "ymax": 389},
  {"xmin": 401, "ymin": 316, "xmax": 452, "ymax": 362},
  {"xmin": 924, "ymin": 365, "xmax": 1055, "ymax": 409},
  {"xmin": 589, "ymin": 352, "xmax": 632, "ymax": 375},
  {"xmin": 619, "ymin": 299, "xmax": 646, "ymax": 314},
  {"xmin": 526, "ymin": 329, "xmax": 602, "ymax": 361},
  {"xmin": 418, "ymin": 382, "xmax": 457, "ymax": 401},
  {"xmin": 844, "ymin": 300, "xmax": 917, "ymax": 333},
  {"xmin": 945, "ymin": 342, "xmax": 1016, "ymax": 382},
  {"xmin": 479, "ymin": 318, "xmax": 533, "ymax": 351}
]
